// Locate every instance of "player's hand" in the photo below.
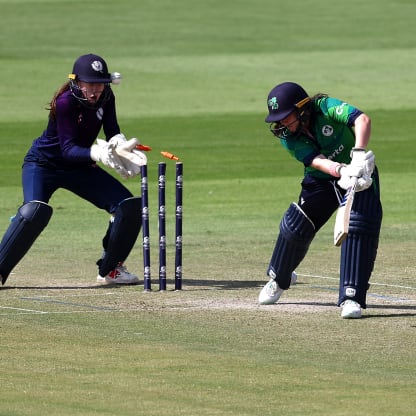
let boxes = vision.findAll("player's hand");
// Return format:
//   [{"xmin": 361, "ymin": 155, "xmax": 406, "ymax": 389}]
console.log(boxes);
[
  {"xmin": 337, "ymin": 164, "xmax": 362, "ymax": 190},
  {"xmin": 347, "ymin": 149, "xmax": 375, "ymax": 192},
  {"xmin": 363, "ymin": 150, "xmax": 375, "ymax": 177},
  {"xmin": 340, "ymin": 164, "xmax": 363, "ymax": 178},
  {"xmin": 90, "ymin": 139, "xmax": 131, "ymax": 178},
  {"xmin": 108, "ymin": 133, "xmax": 127, "ymax": 146},
  {"xmin": 90, "ymin": 139, "xmax": 116, "ymax": 166},
  {"xmin": 338, "ymin": 165, "xmax": 372, "ymax": 192},
  {"xmin": 351, "ymin": 148, "xmax": 375, "ymax": 172},
  {"xmin": 114, "ymin": 138, "xmax": 147, "ymax": 177},
  {"xmin": 356, "ymin": 175, "xmax": 372, "ymax": 192},
  {"xmin": 91, "ymin": 137, "xmax": 147, "ymax": 178},
  {"xmin": 338, "ymin": 172, "xmax": 354, "ymax": 190},
  {"xmin": 350, "ymin": 148, "xmax": 366, "ymax": 167}
]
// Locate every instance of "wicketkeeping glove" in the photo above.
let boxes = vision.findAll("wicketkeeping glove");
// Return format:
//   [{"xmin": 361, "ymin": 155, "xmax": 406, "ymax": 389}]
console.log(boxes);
[
  {"xmin": 108, "ymin": 133, "xmax": 127, "ymax": 146},
  {"xmin": 113, "ymin": 138, "xmax": 147, "ymax": 177},
  {"xmin": 90, "ymin": 139, "xmax": 131, "ymax": 179}
]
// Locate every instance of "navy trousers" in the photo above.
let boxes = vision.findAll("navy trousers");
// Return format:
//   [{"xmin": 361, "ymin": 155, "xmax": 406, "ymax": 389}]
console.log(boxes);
[{"xmin": 22, "ymin": 159, "xmax": 133, "ymax": 214}]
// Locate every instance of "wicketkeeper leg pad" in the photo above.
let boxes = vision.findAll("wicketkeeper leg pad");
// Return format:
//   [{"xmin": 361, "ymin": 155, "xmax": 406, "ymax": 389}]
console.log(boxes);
[
  {"xmin": 0, "ymin": 201, "xmax": 53, "ymax": 284},
  {"xmin": 338, "ymin": 184, "xmax": 382, "ymax": 308},
  {"xmin": 267, "ymin": 203, "xmax": 315, "ymax": 289},
  {"xmin": 97, "ymin": 197, "xmax": 141, "ymax": 277}
]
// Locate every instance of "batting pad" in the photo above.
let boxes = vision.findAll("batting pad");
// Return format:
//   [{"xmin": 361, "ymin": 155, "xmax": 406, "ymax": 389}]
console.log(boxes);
[
  {"xmin": 338, "ymin": 181, "xmax": 382, "ymax": 308},
  {"xmin": 268, "ymin": 203, "xmax": 315, "ymax": 290},
  {"xmin": 0, "ymin": 201, "xmax": 53, "ymax": 284},
  {"xmin": 98, "ymin": 197, "xmax": 141, "ymax": 277}
]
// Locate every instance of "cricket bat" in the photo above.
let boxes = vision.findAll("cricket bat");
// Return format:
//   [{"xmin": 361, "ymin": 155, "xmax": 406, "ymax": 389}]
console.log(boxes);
[{"xmin": 333, "ymin": 177, "xmax": 358, "ymax": 246}]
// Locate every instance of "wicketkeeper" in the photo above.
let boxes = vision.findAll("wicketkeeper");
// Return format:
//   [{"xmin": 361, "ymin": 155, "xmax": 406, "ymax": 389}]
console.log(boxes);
[
  {"xmin": 258, "ymin": 82, "xmax": 382, "ymax": 318},
  {"xmin": 0, "ymin": 54, "xmax": 147, "ymax": 286}
]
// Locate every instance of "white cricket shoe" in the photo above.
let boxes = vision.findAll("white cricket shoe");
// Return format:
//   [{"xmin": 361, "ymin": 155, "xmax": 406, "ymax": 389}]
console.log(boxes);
[
  {"xmin": 97, "ymin": 263, "xmax": 139, "ymax": 285},
  {"xmin": 258, "ymin": 279, "xmax": 284, "ymax": 305},
  {"xmin": 340, "ymin": 300, "xmax": 362, "ymax": 319}
]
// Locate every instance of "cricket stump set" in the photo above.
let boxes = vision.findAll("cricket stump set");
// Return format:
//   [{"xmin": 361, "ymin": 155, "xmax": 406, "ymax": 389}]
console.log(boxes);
[{"xmin": 140, "ymin": 157, "xmax": 183, "ymax": 291}]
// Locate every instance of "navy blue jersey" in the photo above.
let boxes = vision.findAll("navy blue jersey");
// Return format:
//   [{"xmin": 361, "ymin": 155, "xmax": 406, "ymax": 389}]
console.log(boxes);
[{"xmin": 31, "ymin": 88, "xmax": 120, "ymax": 168}]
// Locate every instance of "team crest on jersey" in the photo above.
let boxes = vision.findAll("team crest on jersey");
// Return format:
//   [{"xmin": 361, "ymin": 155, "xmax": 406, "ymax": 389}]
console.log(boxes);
[
  {"xmin": 268, "ymin": 97, "xmax": 279, "ymax": 110},
  {"xmin": 322, "ymin": 125, "xmax": 333, "ymax": 136},
  {"xmin": 96, "ymin": 107, "xmax": 104, "ymax": 120},
  {"xmin": 91, "ymin": 60, "xmax": 103, "ymax": 72}
]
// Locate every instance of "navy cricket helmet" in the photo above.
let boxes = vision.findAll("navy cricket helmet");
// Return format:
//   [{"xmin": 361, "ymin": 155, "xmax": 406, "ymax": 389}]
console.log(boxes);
[
  {"xmin": 265, "ymin": 82, "xmax": 310, "ymax": 123},
  {"xmin": 69, "ymin": 53, "xmax": 112, "ymax": 83}
]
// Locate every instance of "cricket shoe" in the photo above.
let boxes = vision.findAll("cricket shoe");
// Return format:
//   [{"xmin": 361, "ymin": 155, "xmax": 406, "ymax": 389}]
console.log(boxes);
[
  {"xmin": 97, "ymin": 263, "xmax": 139, "ymax": 285},
  {"xmin": 340, "ymin": 300, "xmax": 362, "ymax": 319},
  {"xmin": 258, "ymin": 279, "xmax": 284, "ymax": 305}
]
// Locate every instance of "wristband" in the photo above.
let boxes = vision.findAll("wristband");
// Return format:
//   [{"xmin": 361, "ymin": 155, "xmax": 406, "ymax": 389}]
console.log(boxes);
[
  {"xmin": 350, "ymin": 147, "xmax": 365, "ymax": 157},
  {"xmin": 329, "ymin": 162, "xmax": 345, "ymax": 178}
]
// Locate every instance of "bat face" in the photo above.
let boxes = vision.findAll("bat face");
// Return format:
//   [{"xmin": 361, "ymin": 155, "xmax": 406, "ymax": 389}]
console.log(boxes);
[{"xmin": 334, "ymin": 178, "xmax": 358, "ymax": 246}]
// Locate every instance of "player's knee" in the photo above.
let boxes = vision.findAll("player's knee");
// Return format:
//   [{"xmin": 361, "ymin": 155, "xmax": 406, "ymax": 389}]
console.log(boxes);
[
  {"xmin": 280, "ymin": 202, "xmax": 315, "ymax": 243},
  {"xmin": 18, "ymin": 200, "xmax": 53, "ymax": 225},
  {"xmin": 115, "ymin": 197, "xmax": 141, "ymax": 221},
  {"xmin": 0, "ymin": 201, "xmax": 52, "ymax": 284}
]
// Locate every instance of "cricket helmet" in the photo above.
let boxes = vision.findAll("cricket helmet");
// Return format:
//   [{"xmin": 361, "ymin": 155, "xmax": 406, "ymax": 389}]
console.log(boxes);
[
  {"xmin": 265, "ymin": 82, "xmax": 310, "ymax": 123},
  {"xmin": 68, "ymin": 54, "xmax": 113, "ymax": 108},
  {"xmin": 69, "ymin": 53, "xmax": 112, "ymax": 83}
]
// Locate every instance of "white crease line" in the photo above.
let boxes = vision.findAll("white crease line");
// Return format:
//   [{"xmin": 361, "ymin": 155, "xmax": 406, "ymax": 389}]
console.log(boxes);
[
  {"xmin": 299, "ymin": 273, "xmax": 416, "ymax": 290},
  {"xmin": 0, "ymin": 306, "xmax": 47, "ymax": 314},
  {"xmin": 16, "ymin": 292, "xmax": 119, "ymax": 299},
  {"xmin": 0, "ymin": 309, "xmax": 125, "ymax": 316}
]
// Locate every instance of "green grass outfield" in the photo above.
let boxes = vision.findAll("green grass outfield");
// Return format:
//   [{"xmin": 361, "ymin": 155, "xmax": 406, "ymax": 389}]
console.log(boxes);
[{"xmin": 0, "ymin": 1, "xmax": 415, "ymax": 415}]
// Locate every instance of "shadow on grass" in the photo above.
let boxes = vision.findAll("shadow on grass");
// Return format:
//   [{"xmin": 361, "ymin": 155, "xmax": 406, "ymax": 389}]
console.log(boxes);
[
  {"xmin": 363, "ymin": 303, "xmax": 416, "ymax": 318},
  {"xmin": 0, "ymin": 278, "xmax": 262, "ymax": 291},
  {"xmin": 185, "ymin": 279, "xmax": 263, "ymax": 289}
]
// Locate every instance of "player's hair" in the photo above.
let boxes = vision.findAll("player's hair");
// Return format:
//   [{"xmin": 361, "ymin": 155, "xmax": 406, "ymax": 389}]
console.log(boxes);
[
  {"xmin": 47, "ymin": 81, "xmax": 71, "ymax": 120},
  {"xmin": 300, "ymin": 93, "xmax": 327, "ymax": 124},
  {"xmin": 310, "ymin": 93, "xmax": 328, "ymax": 101}
]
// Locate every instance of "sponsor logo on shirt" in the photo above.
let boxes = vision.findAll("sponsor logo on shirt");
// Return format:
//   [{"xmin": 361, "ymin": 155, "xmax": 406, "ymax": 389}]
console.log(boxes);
[
  {"xmin": 335, "ymin": 102, "xmax": 347, "ymax": 115},
  {"xmin": 328, "ymin": 144, "xmax": 345, "ymax": 160}
]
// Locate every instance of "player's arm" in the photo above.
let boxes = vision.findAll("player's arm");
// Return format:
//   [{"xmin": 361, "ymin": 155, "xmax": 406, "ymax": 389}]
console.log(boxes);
[
  {"xmin": 324, "ymin": 97, "xmax": 371, "ymax": 149},
  {"xmin": 310, "ymin": 154, "xmax": 369, "ymax": 191},
  {"xmin": 310, "ymin": 154, "xmax": 344, "ymax": 177},
  {"xmin": 352, "ymin": 113, "xmax": 371, "ymax": 149}
]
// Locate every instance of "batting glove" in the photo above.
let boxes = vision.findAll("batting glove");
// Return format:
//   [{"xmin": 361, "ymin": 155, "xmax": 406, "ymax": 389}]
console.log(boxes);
[
  {"xmin": 337, "ymin": 164, "xmax": 363, "ymax": 190},
  {"xmin": 338, "ymin": 165, "xmax": 372, "ymax": 192},
  {"xmin": 356, "ymin": 174, "xmax": 373, "ymax": 192},
  {"xmin": 351, "ymin": 148, "xmax": 375, "ymax": 172},
  {"xmin": 363, "ymin": 150, "xmax": 375, "ymax": 177},
  {"xmin": 349, "ymin": 148, "xmax": 375, "ymax": 192}
]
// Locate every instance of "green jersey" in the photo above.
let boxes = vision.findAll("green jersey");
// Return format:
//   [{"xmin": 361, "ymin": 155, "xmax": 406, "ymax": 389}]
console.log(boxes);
[{"xmin": 279, "ymin": 96, "xmax": 362, "ymax": 179}]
